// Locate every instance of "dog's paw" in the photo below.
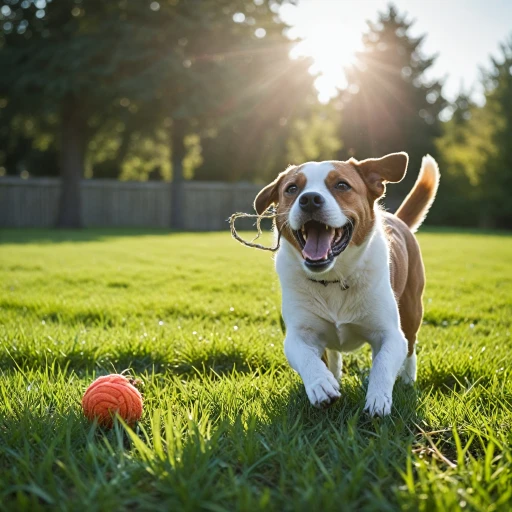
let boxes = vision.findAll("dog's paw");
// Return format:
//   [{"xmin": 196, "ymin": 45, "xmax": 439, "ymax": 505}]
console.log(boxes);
[
  {"xmin": 398, "ymin": 370, "xmax": 416, "ymax": 385},
  {"xmin": 306, "ymin": 374, "xmax": 340, "ymax": 409},
  {"xmin": 364, "ymin": 392, "xmax": 392, "ymax": 417}
]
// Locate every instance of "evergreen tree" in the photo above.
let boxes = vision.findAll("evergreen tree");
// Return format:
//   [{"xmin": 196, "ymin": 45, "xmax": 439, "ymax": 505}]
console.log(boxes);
[
  {"xmin": 339, "ymin": 4, "xmax": 446, "ymax": 200},
  {"xmin": 435, "ymin": 37, "xmax": 512, "ymax": 227},
  {"xmin": 480, "ymin": 38, "xmax": 512, "ymax": 227}
]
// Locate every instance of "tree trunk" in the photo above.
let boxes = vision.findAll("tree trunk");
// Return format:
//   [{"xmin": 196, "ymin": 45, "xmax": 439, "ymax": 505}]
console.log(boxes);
[
  {"xmin": 56, "ymin": 96, "xmax": 87, "ymax": 228},
  {"xmin": 170, "ymin": 119, "xmax": 186, "ymax": 229}
]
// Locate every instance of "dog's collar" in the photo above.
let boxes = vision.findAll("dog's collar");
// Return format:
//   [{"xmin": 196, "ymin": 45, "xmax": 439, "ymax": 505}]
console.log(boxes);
[{"xmin": 308, "ymin": 278, "xmax": 349, "ymax": 290}]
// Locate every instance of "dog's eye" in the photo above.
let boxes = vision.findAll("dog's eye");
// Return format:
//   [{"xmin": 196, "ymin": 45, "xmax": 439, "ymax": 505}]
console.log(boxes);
[
  {"xmin": 285, "ymin": 184, "xmax": 298, "ymax": 194},
  {"xmin": 335, "ymin": 181, "xmax": 351, "ymax": 191}
]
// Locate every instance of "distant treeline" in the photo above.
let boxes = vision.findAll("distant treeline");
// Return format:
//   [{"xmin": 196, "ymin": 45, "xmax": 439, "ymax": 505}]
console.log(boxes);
[{"xmin": 0, "ymin": 2, "xmax": 511, "ymax": 228}]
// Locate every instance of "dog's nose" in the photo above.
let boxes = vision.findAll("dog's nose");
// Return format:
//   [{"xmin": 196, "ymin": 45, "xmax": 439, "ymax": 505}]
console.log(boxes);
[{"xmin": 299, "ymin": 192, "xmax": 325, "ymax": 213}]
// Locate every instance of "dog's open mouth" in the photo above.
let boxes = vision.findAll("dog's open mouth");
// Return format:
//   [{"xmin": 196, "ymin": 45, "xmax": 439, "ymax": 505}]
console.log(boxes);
[{"xmin": 293, "ymin": 220, "xmax": 353, "ymax": 270}]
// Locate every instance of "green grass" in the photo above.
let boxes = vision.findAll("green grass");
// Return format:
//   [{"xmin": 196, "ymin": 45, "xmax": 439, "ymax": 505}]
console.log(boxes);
[{"xmin": 1, "ymin": 228, "xmax": 511, "ymax": 511}]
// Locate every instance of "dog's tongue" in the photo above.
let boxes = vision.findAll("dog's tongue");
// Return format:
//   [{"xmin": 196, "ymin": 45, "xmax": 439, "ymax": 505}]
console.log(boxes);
[{"xmin": 302, "ymin": 222, "xmax": 335, "ymax": 261}]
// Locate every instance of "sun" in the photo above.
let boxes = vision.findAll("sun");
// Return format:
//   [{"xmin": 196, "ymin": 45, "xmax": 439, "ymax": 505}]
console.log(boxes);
[
  {"xmin": 291, "ymin": 30, "xmax": 356, "ymax": 103},
  {"xmin": 280, "ymin": 1, "xmax": 369, "ymax": 103}
]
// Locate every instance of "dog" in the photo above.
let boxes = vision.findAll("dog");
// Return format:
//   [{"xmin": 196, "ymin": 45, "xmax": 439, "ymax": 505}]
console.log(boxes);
[{"xmin": 253, "ymin": 153, "xmax": 439, "ymax": 416}]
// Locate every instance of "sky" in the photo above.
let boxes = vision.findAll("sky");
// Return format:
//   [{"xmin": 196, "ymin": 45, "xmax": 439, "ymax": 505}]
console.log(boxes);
[{"xmin": 279, "ymin": 0, "xmax": 512, "ymax": 105}]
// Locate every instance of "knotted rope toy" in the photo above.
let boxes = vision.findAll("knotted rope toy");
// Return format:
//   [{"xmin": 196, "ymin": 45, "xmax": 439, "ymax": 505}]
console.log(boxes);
[
  {"xmin": 229, "ymin": 207, "xmax": 282, "ymax": 252},
  {"xmin": 82, "ymin": 374, "xmax": 143, "ymax": 428}
]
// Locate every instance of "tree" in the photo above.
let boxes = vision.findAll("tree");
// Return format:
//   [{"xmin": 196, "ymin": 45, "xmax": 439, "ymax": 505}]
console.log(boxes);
[
  {"xmin": 0, "ymin": 0, "xmax": 293, "ymax": 227},
  {"xmin": 435, "ymin": 37, "xmax": 512, "ymax": 227},
  {"xmin": 193, "ymin": 44, "xmax": 316, "ymax": 183},
  {"xmin": 339, "ymin": 4, "xmax": 446, "ymax": 201},
  {"xmin": 0, "ymin": 1, "xmax": 173, "ymax": 226},
  {"xmin": 480, "ymin": 38, "xmax": 512, "ymax": 227},
  {"xmin": 117, "ymin": 1, "xmax": 308, "ymax": 227}
]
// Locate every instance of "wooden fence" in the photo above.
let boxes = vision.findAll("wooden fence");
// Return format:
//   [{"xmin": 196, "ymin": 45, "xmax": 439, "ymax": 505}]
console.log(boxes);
[{"xmin": 0, "ymin": 178, "xmax": 262, "ymax": 230}]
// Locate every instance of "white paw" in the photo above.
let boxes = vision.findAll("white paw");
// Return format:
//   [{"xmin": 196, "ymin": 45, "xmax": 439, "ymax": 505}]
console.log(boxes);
[
  {"xmin": 399, "ymin": 370, "xmax": 416, "ymax": 385},
  {"xmin": 305, "ymin": 374, "xmax": 340, "ymax": 409},
  {"xmin": 364, "ymin": 392, "xmax": 392, "ymax": 417}
]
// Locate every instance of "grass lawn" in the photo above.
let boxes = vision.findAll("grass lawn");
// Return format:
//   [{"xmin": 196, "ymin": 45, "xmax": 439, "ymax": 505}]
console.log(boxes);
[{"xmin": 1, "ymin": 228, "xmax": 511, "ymax": 511}]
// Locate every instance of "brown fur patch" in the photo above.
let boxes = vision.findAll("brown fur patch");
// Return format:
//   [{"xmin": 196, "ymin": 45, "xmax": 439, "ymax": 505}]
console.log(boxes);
[
  {"xmin": 325, "ymin": 162, "xmax": 375, "ymax": 246},
  {"xmin": 274, "ymin": 169, "xmax": 307, "ymax": 251},
  {"xmin": 350, "ymin": 152, "xmax": 408, "ymax": 202},
  {"xmin": 253, "ymin": 166, "xmax": 308, "ymax": 252},
  {"xmin": 383, "ymin": 213, "xmax": 425, "ymax": 356},
  {"xmin": 253, "ymin": 166, "xmax": 296, "ymax": 215}
]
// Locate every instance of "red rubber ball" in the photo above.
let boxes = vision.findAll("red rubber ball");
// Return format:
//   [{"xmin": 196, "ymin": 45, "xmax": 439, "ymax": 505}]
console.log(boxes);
[{"xmin": 82, "ymin": 374, "xmax": 143, "ymax": 428}]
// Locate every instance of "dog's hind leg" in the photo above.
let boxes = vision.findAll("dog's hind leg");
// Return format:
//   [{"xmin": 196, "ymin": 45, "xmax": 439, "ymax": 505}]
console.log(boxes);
[
  {"xmin": 397, "ymin": 291, "xmax": 421, "ymax": 385},
  {"xmin": 398, "ymin": 347, "xmax": 417, "ymax": 384},
  {"xmin": 325, "ymin": 349, "xmax": 342, "ymax": 381}
]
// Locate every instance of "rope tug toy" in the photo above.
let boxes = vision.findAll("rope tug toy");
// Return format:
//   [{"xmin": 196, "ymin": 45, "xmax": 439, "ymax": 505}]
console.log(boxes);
[{"xmin": 229, "ymin": 207, "xmax": 282, "ymax": 252}]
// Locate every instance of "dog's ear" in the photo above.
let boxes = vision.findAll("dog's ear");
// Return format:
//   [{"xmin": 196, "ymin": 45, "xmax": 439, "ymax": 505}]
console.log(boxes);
[
  {"xmin": 254, "ymin": 166, "xmax": 295, "ymax": 215},
  {"xmin": 351, "ymin": 152, "xmax": 408, "ymax": 199}
]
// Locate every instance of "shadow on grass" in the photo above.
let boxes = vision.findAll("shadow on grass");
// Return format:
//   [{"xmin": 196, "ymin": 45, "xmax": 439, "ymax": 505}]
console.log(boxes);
[
  {"xmin": 418, "ymin": 364, "xmax": 496, "ymax": 394},
  {"xmin": 131, "ymin": 379, "xmax": 423, "ymax": 509},
  {"xmin": 268, "ymin": 378, "xmax": 423, "ymax": 432},
  {"xmin": 0, "ymin": 301, "xmax": 278, "ymax": 328},
  {"xmin": 0, "ymin": 228, "xmax": 181, "ymax": 245},
  {"xmin": 0, "ymin": 346, "xmax": 279, "ymax": 379},
  {"xmin": 419, "ymin": 225, "xmax": 512, "ymax": 236}
]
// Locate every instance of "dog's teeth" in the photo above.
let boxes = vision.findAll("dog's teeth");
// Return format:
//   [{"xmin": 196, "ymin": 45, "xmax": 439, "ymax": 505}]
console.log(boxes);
[{"xmin": 325, "ymin": 224, "xmax": 329, "ymax": 230}]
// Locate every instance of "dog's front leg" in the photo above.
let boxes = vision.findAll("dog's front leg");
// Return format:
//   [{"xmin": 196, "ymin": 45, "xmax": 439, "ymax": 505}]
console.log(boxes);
[
  {"xmin": 284, "ymin": 329, "xmax": 340, "ymax": 409},
  {"xmin": 364, "ymin": 330, "xmax": 407, "ymax": 416}
]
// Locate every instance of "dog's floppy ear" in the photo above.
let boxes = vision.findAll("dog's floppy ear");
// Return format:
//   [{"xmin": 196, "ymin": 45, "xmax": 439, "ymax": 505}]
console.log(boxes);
[
  {"xmin": 254, "ymin": 166, "xmax": 295, "ymax": 215},
  {"xmin": 351, "ymin": 152, "xmax": 408, "ymax": 199}
]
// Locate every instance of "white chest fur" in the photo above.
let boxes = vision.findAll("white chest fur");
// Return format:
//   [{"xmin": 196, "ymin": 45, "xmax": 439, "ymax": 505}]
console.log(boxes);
[{"xmin": 275, "ymin": 219, "xmax": 399, "ymax": 352}]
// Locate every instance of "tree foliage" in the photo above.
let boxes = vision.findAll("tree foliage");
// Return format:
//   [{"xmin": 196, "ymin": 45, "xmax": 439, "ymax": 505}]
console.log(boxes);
[
  {"xmin": 435, "ymin": 38, "xmax": 512, "ymax": 227},
  {"xmin": 339, "ymin": 5, "xmax": 446, "ymax": 199},
  {"xmin": 194, "ymin": 49, "xmax": 317, "ymax": 183}
]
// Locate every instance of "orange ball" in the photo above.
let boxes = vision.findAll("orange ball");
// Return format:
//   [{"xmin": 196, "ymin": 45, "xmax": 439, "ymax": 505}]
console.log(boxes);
[{"xmin": 82, "ymin": 374, "xmax": 143, "ymax": 428}]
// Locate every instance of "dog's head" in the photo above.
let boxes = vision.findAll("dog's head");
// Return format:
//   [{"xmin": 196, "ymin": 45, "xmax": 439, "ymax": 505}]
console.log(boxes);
[{"xmin": 254, "ymin": 153, "xmax": 408, "ymax": 274}]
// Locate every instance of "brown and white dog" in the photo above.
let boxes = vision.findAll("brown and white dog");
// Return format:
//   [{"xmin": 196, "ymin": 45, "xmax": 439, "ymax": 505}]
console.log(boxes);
[{"xmin": 253, "ymin": 153, "xmax": 439, "ymax": 416}]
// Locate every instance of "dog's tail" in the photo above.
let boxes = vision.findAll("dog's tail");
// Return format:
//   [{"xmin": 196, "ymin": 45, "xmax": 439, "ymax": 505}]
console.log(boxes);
[{"xmin": 395, "ymin": 155, "xmax": 440, "ymax": 233}]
